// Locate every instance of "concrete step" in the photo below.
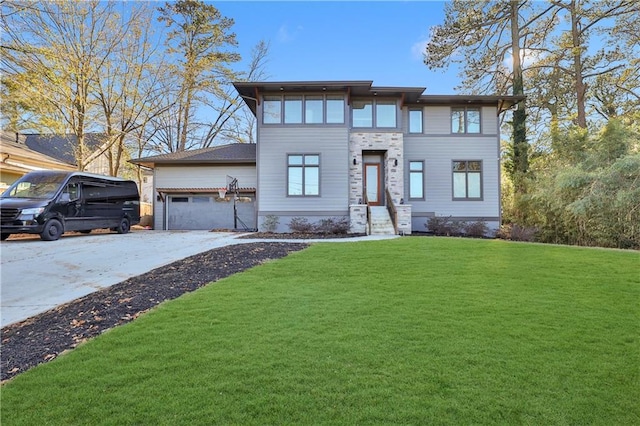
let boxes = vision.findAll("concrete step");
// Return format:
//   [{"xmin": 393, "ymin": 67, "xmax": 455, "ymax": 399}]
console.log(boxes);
[{"xmin": 369, "ymin": 206, "xmax": 396, "ymax": 235}]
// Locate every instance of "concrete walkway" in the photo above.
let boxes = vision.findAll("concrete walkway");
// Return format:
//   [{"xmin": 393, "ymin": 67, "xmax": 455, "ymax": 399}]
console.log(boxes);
[{"xmin": 1, "ymin": 230, "xmax": 397, "ymax": 327}]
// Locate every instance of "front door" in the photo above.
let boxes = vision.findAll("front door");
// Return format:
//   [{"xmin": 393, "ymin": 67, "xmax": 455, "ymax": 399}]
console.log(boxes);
[{"xmin": 364, "ymin": 163, "xmax": 381, "ymax": 206}]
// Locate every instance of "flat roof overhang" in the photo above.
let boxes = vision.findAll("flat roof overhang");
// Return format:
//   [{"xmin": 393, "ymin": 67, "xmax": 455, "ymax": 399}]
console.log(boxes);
[{"xmin": 233, "ymin": 80, "xmax": 525, "ymax": 116}]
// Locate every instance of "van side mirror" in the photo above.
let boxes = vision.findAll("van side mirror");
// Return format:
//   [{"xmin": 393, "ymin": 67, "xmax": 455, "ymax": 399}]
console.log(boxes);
[{"xmin": 59, "ymin": 193, "xmax": 71, "ymax": 203}]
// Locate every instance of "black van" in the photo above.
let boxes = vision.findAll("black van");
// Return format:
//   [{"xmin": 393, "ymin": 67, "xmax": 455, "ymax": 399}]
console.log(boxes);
[{"xmin": 0, "ymin": 170, "xmax": 140, "ymax": 241}]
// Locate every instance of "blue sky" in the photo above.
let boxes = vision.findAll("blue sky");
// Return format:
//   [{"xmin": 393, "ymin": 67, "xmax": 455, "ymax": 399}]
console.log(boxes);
[{"xmin": 214, "ymin": 1, "xmax": 460, "ymax": 93}]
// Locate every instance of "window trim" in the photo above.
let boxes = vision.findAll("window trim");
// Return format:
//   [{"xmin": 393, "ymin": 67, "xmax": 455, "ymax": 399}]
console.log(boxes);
[
  {"xmin": 451, "ymin": 107, "xmax": 481, "ymax": 134},
  {"xmin": 408, "ymin": 160, "xmax": 425, "ymax": 201},
  {"xmin": 452, "ymin": 160, "xmax": 483, "ymax": 201},
  {"xmin": 287, "ymin": 153, "xmax": 320, "ymax": 197}
]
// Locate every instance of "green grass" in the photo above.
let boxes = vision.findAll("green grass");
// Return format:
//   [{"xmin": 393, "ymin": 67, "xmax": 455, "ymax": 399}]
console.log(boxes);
[{"xmin": 2, "ymin": 238, "xmax": 639, "ymax": 425}]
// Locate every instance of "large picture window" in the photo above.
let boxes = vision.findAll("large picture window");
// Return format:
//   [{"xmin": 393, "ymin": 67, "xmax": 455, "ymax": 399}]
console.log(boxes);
[
  {"xmin": 452, "ymin": 160, "xmax": 482, "ymax": 200},
  {"xmin": 451, "ymin": 107, "xmax": 481, "ymax": 134},
  {"xmin": 409, "ymin": 161, "xmax": 424, "ymax": 200},
  {"xmin": 288, "ymin": 154, "xmax": 320, "ymax": 196}
]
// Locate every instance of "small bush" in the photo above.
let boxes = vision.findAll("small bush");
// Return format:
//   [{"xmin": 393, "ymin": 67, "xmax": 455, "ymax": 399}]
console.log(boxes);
[
  {"xmin": 262, "ymin": 215, "xmax": 279, "ymax": 233},
  {"xmin": 288, "ymin": 217, "xmax": 314, "ymax": 233},
  {"xmin": 314, "ymin": 217, "xmax": 350, "ymax": 234},
  {"xmin": 497, "ymin": 224, "xmax": 537, "ymax": 242},
  {"xmin": 464, "ymin": 221, "xmax": 489, "ymax": 238},
  {"xmin": 426, "ymin": 216, "xmax": 465, "ymax": 236}
]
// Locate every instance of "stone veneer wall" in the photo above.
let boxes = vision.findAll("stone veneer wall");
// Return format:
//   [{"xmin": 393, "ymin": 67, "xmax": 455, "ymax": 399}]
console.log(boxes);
[
  {"xmin": 348, "ymin": 132, "xmax": 405, "ymax": 205},
  {"xmin": 348, "ymin": 132, "xmax": 411, "ymax": 234}
]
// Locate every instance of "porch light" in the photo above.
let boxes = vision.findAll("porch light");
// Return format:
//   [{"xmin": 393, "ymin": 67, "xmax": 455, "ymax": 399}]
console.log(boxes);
[
  {"xmin": 394, "ymin": 158, "xmax": 398, "ymax": 166},
  {"xmin": 353, "ymin": 158, "xmax": 357, "ymax": 165}
]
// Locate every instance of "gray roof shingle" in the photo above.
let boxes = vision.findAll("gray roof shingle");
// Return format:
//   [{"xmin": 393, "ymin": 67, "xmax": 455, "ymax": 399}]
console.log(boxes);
[{"xmin": 130, "ymin": 144, "xmax": 256, "ymax": 168}]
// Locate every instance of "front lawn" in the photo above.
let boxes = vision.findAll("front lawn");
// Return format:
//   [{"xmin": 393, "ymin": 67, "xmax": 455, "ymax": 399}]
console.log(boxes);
[{"xmin": 2, "ymin": 238, "xmax": 638, "ymax": 424}]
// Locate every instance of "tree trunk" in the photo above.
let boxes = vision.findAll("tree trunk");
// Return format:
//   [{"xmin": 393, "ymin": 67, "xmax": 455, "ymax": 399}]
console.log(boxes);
[
  {"xmin": 570, "ymin": 0, "xmax": 588, "ymax": 128},
  {"xmin": 510, "ymin": 0, "xmax": 528, "ymax": 188}
]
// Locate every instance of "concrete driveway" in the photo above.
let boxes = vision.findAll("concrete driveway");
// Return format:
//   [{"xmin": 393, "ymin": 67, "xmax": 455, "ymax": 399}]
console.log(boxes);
[{"xmin": 0, "ymin": 230, "xmax": 247, "ymax": 327}]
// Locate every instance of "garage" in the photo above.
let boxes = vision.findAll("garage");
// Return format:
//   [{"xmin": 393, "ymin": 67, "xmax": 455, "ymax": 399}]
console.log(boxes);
[
  {"xmin": 130, "ymin": 144, "xmax": 257, "ymax": 231},
  {"xmin": 164, "ymin": 190, "xmax": 256, "ymax": 231}
]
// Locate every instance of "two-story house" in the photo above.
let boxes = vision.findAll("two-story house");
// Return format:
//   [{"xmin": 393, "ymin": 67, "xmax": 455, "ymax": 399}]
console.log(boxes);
[{"xmin": 232, "ymin": 80, "xmax": 520, "ymax": 234}]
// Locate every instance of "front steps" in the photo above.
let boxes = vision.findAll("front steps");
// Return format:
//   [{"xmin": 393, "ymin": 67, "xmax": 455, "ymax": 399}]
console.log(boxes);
[{"xmin": 369, "ymin": 206, "xmax": 396, "ymax": 235}]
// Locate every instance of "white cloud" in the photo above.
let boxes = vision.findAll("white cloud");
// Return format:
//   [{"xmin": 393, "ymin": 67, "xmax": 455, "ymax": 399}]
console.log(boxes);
[
  {"xmin": 504, "ymin": 48, "xmax": 541, "ymax": 69},
  {"xmin": 277, "ymin": 24, "xmax": 303, "ymax": 43},
  {"xmin": 411, "ymin": 38, "xmax": 429, "ymax": 61}
]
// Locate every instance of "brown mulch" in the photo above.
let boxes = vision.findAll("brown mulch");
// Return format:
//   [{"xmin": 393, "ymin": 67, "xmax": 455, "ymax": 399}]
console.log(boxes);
[{"xmin": 1, "ymin": 242, "xmax": 308, "ymax": 383}]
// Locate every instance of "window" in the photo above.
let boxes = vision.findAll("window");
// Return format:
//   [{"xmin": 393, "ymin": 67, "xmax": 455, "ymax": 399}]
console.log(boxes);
[
  {"xmin": 409, "ymin": 161, "xmax": 424, "ymax": 199},
  {"xmin": 409, "ymin": 109, "xmax": 423, "ymax": 133},
  {"xmin": 305, "ymin": 96, "xmax": 323, "ymax": 124},
  {"xmin": 352, "ymin": 100, "xmax": 373, "ymax": 127},
  {"xmin": 376, "ymin": 101, "xmax": 396, "ymax": 128},
  {"xmin": 284, "ymin": 96, "xmax": 302, "ymax": 124},
  {"xmin": 171, "ymin": 197, "xmax": 189, "ymax": 203},
  {"xmin": 288, "ymin": 154, "xmax": 319, "ymax": 196},
  {"xmin": 262, "ymin": 95, "xmax": 345, "ymax": 124},
  {"xmin": 263, "ymin": 96, "xmax": 282, "ymax": 124},
  {"xmin": 352, "ymin": 99, "xmax": 398, "ymax": 128},
  {"xmin": 326, "ymin": 97, "xmax": 345, "ymax": 123},
  {"xmin": 451, "ymin": 107, "xmax": 481, "ymax": 134},
  {"xmin": 452, "ymin": 160, "xmax": 482, "ymax": 200}
]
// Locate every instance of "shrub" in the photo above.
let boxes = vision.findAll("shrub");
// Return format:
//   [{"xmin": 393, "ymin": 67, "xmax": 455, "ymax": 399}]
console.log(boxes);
[
  {"xmin": 426, "ymin": 216, "xmax": 465, "ymax": 236},
  {"xmin": 288, "ymin": 217, "xmax": 314, "ymax": 233},
  {"xmin": 262, "ymin": 215, "xmax": 279, "ymax": 233},
  {"xmin": 496, "ymin": 224, "xmax": 537, "ymax": 242},
  {"xmin": 314, "ymin": 217, "xmax": 350, "ymax": 234},
  {"xmin": 464, "ymin": 220, "xmax": 489, "ymax": 238}
]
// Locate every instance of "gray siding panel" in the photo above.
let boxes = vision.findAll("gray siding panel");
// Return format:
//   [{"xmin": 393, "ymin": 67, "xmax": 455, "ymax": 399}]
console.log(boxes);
[
  {"xmin": 404, "ymin": 135, "xmax": 500, "ymax": 219},
  {"xmin": 258, "ymin": 127, "xmax": 350, "ymax": 213}
]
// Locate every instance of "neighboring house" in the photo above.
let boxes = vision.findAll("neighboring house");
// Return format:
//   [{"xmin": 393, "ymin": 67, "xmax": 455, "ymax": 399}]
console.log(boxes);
[
  {"xmin": 23, "ymin": 133, "xmax": 109, "ymax": 174},
  {"xmin": 0, "ymin": 131, "xmax": 76, "ymax": 189},
  {"xmin": 232, "ymin": 80, "xmax": 521, "ymax": 234},
  {"xmin": 130, "ymin": 144, "xmax": 257, "ymax": 230},
  {"xmin": 131, "ymin": 80, "xmax": 520, "ymax": 234}
]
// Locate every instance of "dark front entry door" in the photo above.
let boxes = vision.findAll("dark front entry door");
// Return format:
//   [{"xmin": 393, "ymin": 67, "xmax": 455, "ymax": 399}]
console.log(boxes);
[{"xmin": 364, "ymin": 163, "xmax": 381, "ymax": 206}]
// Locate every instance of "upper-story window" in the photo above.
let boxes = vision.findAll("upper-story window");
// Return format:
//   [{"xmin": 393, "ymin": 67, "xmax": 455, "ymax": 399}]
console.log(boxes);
[
  {"xmin": 326, "ymin": 97, "xmax": 345, "ymax": 123},
  {"xmin": 263, "ymin": 96, "xmax": 282, "ymax": 124},
  {"xmin": 451, "ymin": 107, "xmax": 481, "ymax": 134},
  {"xmin": 288, "ymin": 154, "xmax": 320, "ymax": 196},
  {"xmin": 409, "ymin": 109, "xmax": 423, "ymax": 133},
  {"xmin": 352, "ymin": 100, "xmax": 373, "ymax": 127},
  {"xmin": 351, "ymin": 99, "xmax": 397, "ymax": 128},
  {"xmin": 284, "ymin": 96, "xmax": 302, "ymax": 124},
  {"xmin": 262, "ymin": 95, "xmax": 345, "ymax": 125}
]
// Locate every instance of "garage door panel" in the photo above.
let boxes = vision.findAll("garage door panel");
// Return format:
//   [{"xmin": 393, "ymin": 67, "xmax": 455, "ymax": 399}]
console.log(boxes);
[{"xmin": 167, "ymin": 194, "xmax": 255, "ymax": 230}]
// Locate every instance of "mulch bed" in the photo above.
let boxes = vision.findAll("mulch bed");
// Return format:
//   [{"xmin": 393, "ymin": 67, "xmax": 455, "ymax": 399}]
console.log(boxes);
[{"xmin": 1, "ymin": 242, "xmax": 308, "ymax": 383}]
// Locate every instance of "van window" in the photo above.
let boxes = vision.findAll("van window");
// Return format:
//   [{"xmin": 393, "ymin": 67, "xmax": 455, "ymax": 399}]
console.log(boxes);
[{"xmin": 2, "ymin": 172, "xmax": 67, "ymax": 199}]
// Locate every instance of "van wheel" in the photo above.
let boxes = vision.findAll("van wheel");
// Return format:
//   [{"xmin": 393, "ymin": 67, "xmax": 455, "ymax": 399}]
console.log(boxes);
[
  {"xmin": 40, "ymin": 219, "xmax": 63, "ymax": 241},
  {"xmin": 116, "ymin": 217, "xmax": 130, "ymax": 234},
  {"xmin": 1, "ymin": 233, "xmax": 9, "ymax": 241}
]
